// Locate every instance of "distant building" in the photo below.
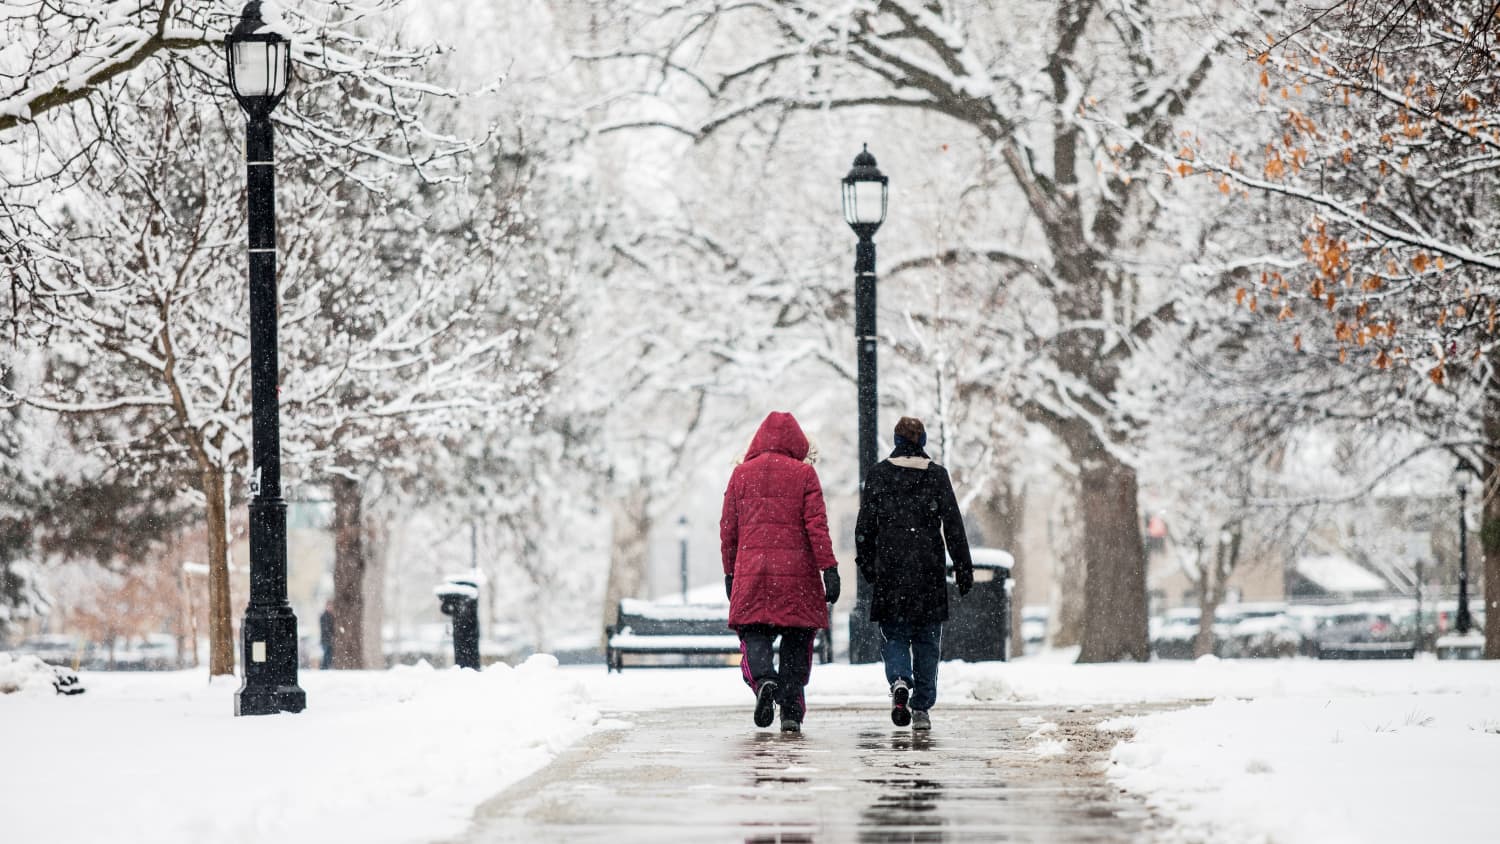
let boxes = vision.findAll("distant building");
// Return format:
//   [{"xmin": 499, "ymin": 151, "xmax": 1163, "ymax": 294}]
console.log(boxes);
[{"xmin": 1287, "ymin": 554, "xmax": 1391, "ymax": 600}]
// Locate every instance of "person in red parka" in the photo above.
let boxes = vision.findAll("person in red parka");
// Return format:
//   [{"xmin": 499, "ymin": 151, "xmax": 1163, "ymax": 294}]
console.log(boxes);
[{"xmin": 721, "ymin": 411, "xmax": 841, "ymax": 732}]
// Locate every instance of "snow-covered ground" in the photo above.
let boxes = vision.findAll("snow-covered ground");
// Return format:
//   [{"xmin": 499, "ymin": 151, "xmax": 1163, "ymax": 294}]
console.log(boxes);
[
  {"xmin": 1100, "ymin": 658, "xmax": 1500, "ymax": 844},
  {"xmin": 4, "ymin": 654, "xmax": 1498, "ymax": 843},
  {"xmin": 0, "ymin": 655, "xmax": 598, "ymax": 844}
]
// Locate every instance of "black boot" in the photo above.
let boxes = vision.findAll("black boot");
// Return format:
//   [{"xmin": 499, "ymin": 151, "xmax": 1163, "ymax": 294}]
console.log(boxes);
[{"xmin": 754, "ymin": 680, "xmax": 779, "ymax": 728}]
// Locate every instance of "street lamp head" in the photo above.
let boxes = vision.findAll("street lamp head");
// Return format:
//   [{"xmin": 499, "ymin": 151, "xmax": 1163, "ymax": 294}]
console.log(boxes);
[
  {"xmin": 676, "ymin": 514, "xmax": 689, "ymax": 542},
  {"xmin": 1454, "ymin": 458, "xmax": 1478, "ymax": 496},
  {"xmin": 225, "ymin": 1, "xmax": 291, "ymax": 119},
  {"xmin": 842, "ymin": 144, "xmax": 888, "ymax": 236}
]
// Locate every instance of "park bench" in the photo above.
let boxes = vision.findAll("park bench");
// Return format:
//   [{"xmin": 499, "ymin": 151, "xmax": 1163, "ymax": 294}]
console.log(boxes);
[
  {"xmin": 605, "ymin": 598, "xmax": 832, "ymax": 672},
  {"xmin": 1315, "ymin": 640, "xmax": 1416, "ymax": 660}
]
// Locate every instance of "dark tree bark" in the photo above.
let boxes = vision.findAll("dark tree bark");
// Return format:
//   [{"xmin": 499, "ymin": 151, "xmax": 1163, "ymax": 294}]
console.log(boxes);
[
  {"xmin": 331, "ymin": 474, "xmax": 367, "ymax": 669},
  {"xmin": 202, "ymin": 465, "xmax": 235, "ymax": 676},
  {"xmin": 1077, "ymin": 451, "xmax": 1150, "ymax": 663}
]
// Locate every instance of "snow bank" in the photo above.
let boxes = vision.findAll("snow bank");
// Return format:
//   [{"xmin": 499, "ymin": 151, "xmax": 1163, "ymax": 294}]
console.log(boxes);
[
  {"xmin": 941, "ymin": 654, "xmax": 1500, "ymax": 706},
  {"xmin": 0, "ymin": 655, "xmax": 598, "ymax": 844},
  {"xmin": 1109, "ymin": 691, "xmax": 1500, "ymax": 844},
  {"xmin": 0, "ymin": 652, "xmax": 68, "ymax": 695}
]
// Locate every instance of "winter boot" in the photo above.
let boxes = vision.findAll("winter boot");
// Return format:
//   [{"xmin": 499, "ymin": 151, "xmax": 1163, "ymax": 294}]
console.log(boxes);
[
  {"xmin": 754, "ymin": 680, "xmax": 779, "ymax": 728},
  {"xmin": 780, "ymin": 716, "xmax": 801, "ymax": 733},
  {"xmin": 890, "ymin": 679, "xmax": 912, "ymax": 727},
  {"xmin": 912, "ymin": 710, "xmax": 931, "ymax": 731}
]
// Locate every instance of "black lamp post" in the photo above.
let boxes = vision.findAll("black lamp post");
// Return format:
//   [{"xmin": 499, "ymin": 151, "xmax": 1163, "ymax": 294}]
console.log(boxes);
[
  {"xmin": 677, "ymin": 515, "xmax": 690, "ymax": 603},
  {"xmin": 1455, "ymin": 460, "xmax": 1476, "ymax": 636},
  {"xmin": 842, "ymin": 145, "xmax": 888, "ymax": 665},
  {"xmin": 228, "ymin": 1, "xmax": 305, "ymax": 716}
]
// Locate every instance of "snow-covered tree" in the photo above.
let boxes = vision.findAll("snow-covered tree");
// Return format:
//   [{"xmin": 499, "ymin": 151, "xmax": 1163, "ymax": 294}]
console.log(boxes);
[
  {"xmin": 1161, "ymin": 0, "xmax": 1500, "ymax": 655},
  {"xmin": 1, "ymin": 0, "xmax": 583, "ymax": 674},
  {"xmin": 577, "ymin": 0, "xmax": 1289, "ymax": 661}
]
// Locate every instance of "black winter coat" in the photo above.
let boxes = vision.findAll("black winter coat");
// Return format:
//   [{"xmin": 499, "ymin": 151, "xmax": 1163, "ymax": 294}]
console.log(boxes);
[{"xmin": 854, "ymin": 445, "xmax": 974, "ymax": 625}]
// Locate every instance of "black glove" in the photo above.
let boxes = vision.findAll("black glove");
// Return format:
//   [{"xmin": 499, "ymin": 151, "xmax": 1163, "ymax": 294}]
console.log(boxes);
[
  {"xmin": 725, "ymin": 574, "xmax": 734, "ymax": 601},
  {"xmin": 957, "ymin": 573, "xmax": 973, "ymax": 597},
  {"xmin": 823, "ymin": 568, "xmax": 841, "ymax": 604}
]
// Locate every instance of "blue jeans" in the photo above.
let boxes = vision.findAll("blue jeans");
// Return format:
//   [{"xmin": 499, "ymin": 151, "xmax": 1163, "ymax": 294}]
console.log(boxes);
[{"xmin": 880, "ymin": 621, "xmax": 942, "ymax": 711}]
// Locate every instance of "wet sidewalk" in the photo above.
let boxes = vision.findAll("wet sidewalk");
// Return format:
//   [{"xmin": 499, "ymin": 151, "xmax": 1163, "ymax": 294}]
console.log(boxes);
[{"xmin": 454, "ymin": 703, "xmax": 1172, "ymax": 843}]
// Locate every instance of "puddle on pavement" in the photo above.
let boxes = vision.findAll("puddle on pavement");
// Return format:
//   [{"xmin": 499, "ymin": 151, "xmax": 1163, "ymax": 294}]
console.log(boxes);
[
  {"xmin": 459, "ymin": 705, "xmax": 1166, "ymax": 844},
  {"xmin": 856, "ymin": 730, "xmax": 939, "ymax": 752},
  {"xmin": 741, "ymin": 732, "xmax": 816, "ymax": 787},
  {"xmin": 742, "ymin": 831, "xmax": 816, "ymax": 844}
]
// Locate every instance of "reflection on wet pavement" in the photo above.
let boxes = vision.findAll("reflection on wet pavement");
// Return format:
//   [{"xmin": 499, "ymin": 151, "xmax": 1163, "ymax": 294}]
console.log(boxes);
[{"xmin": 456, "ymin": 704, "xmax": 1168, "ymax": 843}]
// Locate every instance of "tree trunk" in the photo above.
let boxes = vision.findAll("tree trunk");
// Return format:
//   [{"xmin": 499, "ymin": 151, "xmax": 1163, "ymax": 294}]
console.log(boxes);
[
  {"xmin": 601, "ymin": 483, "xmax": 652, "ymax": 644},
  {"xmin": 1482, "ymin": 359, "xmax": 1500, "ymax": 659},
  {"xmin": 1003, "ymin": 489, "xmax": 1027, "ymax": 658},
  {"xmin": 1077, "ymin": 450, "xmax": 1150, "ymax": 663},
  {"xmin": 1195, "ymin": 528, "xmax": 1244, "ymax": 659},
  {"xmin": 1192, "ymin": 553, "xmax": 1218, "ymax": 660},
  {"xmin": 361, "ymin": 514, "xmax": 389, "ymax": 669},
  {"xmin": 202, "ymin": 466, "xmax": 235, "ymax": 676},
  {"xmin": 331, "ymin": 474, "xmax": 366, "ymax": 669},
  {"xmin": 1047, "ymin": 480, "xmax": 1086, "ymax": 649}
]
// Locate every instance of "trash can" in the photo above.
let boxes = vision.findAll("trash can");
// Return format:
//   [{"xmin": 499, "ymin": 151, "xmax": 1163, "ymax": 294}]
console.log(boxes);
[
  {"xmin": 940, "ymin": 548, "xmax": 1013, "ymax": 662},
  {"xmin": 435, "ymin": 577, "xmax": 481, "ymax": 670}
]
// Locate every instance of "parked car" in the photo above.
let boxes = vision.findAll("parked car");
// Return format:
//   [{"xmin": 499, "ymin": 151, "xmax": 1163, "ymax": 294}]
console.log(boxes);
[
  {"xmin": 1314, "ymin": 604, "xmax": 1416, "ymax": 660},
  {"xmin": 1150, "ymin": 607, "xmax": 1201, "ymax": 660},
  {"xmin": 1216, "ymin": 603, "xmax": 1299, "ymax": 658},
  {"xmin": 1285, "ymin": 605, "xmax": 1329, "ymax": 657},
  {"xmin": 14, "ymin": 634, "xmax": 89, "ymax": 668}
]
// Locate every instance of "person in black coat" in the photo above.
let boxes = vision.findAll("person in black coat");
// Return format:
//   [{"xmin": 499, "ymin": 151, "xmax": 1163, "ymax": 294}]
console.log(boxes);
[
  {"xmin": 855, "ymin": 416, "xmax": 974, "ymax": 731},
  {"xmin": 319, "ymin": 601, "xmax": 335, "ymax": 670}
]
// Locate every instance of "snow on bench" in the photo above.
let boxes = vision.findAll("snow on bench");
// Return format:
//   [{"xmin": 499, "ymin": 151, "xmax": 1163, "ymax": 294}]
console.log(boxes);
[
  {"xmin": 606, "ymin": 632, "xmax": 743, "ymax": 653},
  {"xmin": 617, "ymin": 598, "xmax": 734, "ymax": 624}
]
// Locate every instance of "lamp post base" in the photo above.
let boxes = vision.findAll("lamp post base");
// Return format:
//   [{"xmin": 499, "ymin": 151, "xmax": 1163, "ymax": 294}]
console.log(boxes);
[{"xmin": 234, "ymin": 608, "xmax": 305, "ymax": 715}]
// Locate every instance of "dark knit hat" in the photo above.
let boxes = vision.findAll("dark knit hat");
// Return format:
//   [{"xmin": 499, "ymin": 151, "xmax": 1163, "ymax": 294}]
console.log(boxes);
[{"xmin": 894, "ymin": 416, "xmax": 926, "ymax": 448}]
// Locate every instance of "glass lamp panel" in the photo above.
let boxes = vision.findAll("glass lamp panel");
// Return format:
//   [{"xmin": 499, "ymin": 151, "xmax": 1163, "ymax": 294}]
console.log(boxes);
[
  {"xmin": 267, "ymin": 41, "xmax": 289, "ymax": 97},
  {"xmin": 232, "ymin": 41, "xmax": 272, "ymax": 96},
  {"xmin": 852, "ymin": 181, "xmax": 885, "ymax": 224},
  {"xmin": 842, "ymin": 181, "xmax": 858, "ymax": 226}
]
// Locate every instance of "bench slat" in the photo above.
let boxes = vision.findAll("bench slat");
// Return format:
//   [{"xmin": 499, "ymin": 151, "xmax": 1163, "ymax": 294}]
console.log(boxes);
[{"xmin": 616, "ymin": 615, "xmax": 733, "ymax": 636}]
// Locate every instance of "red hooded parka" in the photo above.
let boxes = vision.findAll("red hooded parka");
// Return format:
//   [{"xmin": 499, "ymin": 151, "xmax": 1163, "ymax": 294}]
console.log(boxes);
[{"xmin": 721, "ymin": 412, "xmax": 839, "ymax": 630}]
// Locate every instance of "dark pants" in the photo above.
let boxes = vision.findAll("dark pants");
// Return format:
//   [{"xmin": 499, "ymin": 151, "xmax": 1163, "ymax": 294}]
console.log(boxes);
[
  {"xmin": 880, "ymin": 621, "xmax": 942, "ymax": 711},
  {"xmin": 320, "ymin": 646, "xmax": 332, "ymax": 670},
  {"xmin": 738, "ymin": 624, "xmax": 817, "ymax": 722}
]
